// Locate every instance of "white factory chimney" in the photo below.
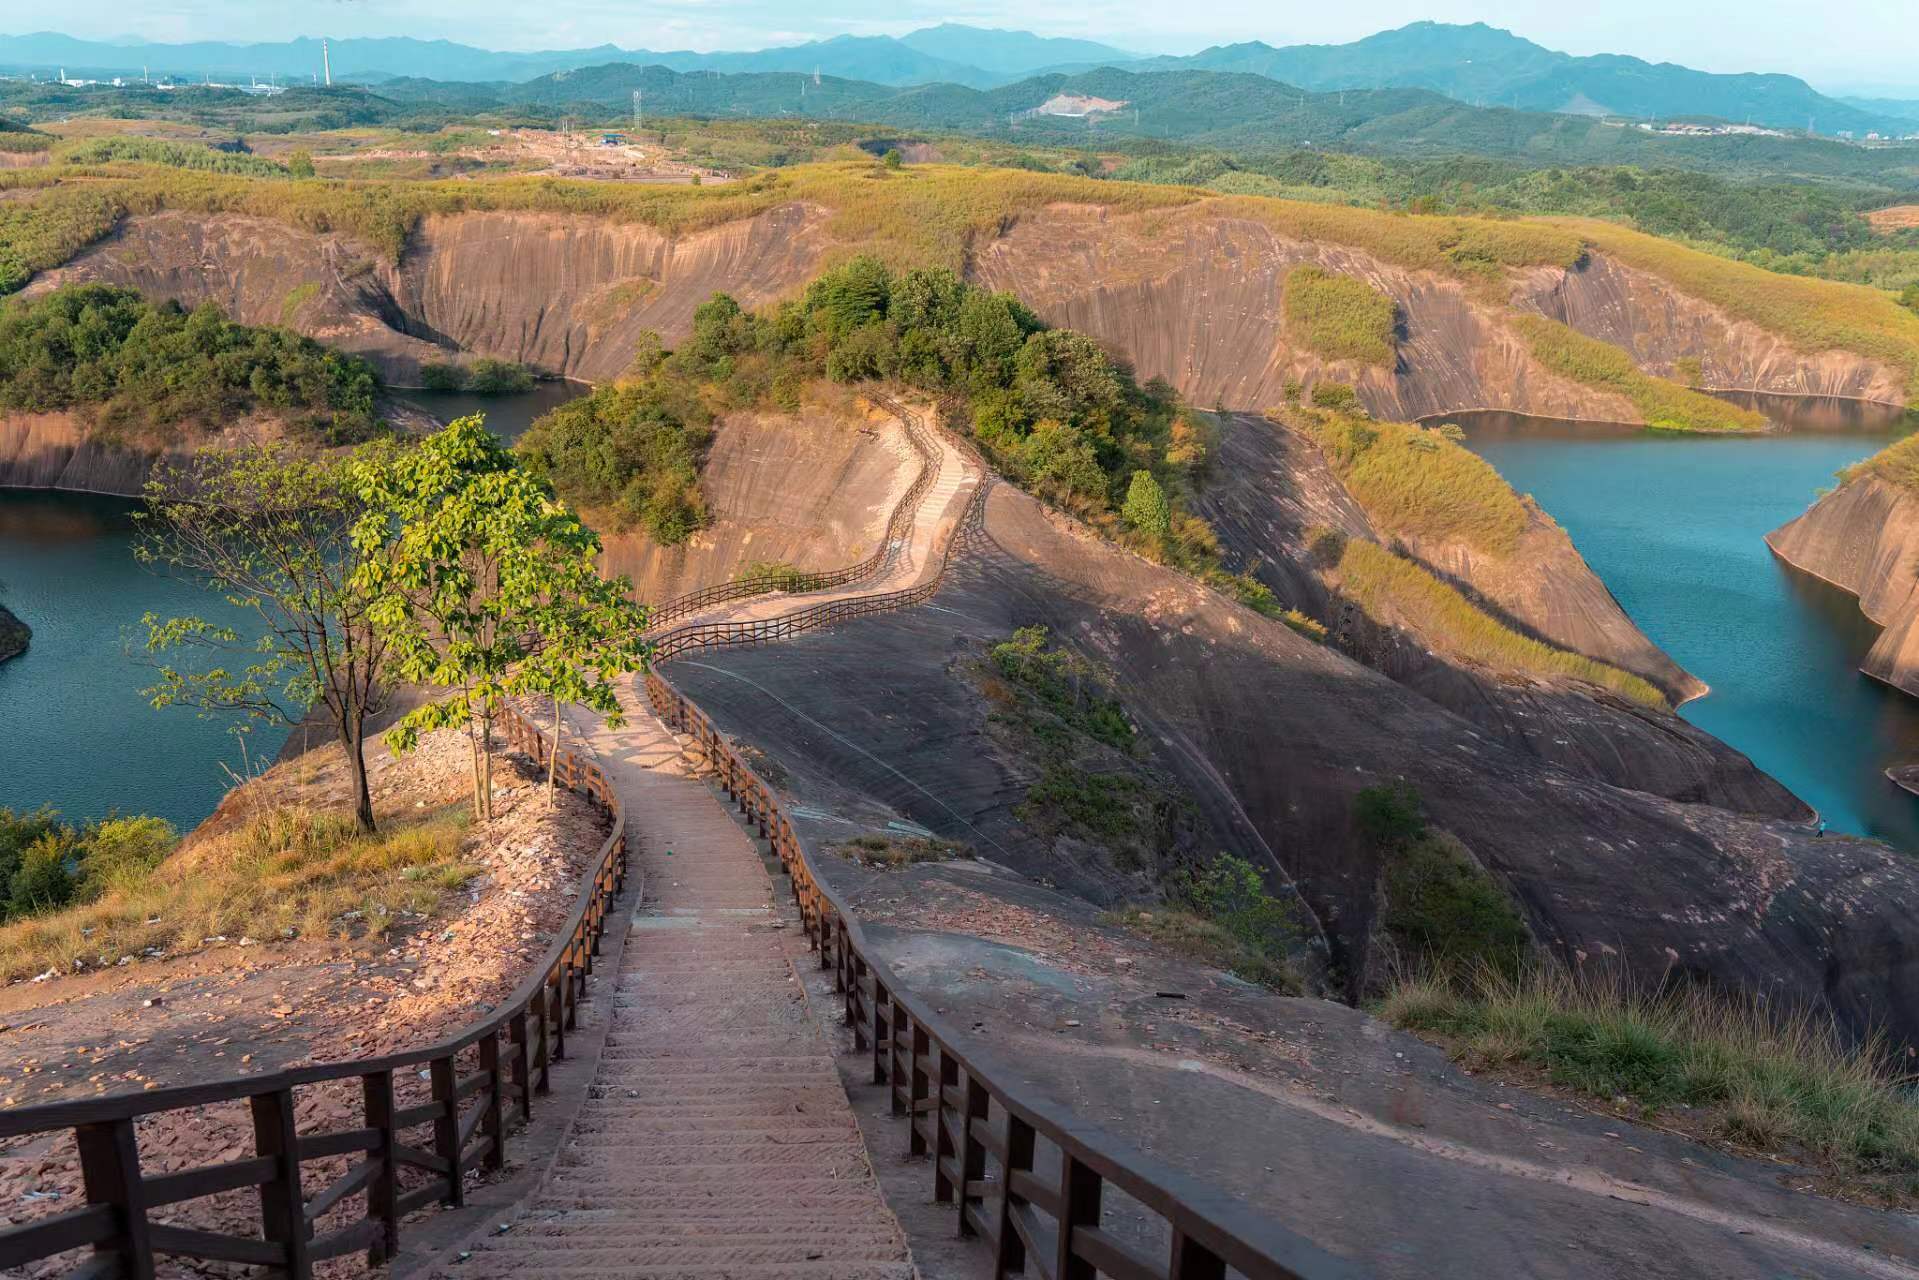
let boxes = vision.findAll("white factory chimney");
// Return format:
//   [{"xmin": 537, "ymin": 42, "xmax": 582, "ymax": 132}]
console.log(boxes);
[{"xmin": 323, "ymin": 38, "xmax": 332, "ymax": 87}]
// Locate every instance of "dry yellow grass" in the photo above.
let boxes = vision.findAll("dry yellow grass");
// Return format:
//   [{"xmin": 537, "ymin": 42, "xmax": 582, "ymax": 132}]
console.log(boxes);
[{"xmin": 0, "ymin": 805, "xmax": 474, "ymax": 982}]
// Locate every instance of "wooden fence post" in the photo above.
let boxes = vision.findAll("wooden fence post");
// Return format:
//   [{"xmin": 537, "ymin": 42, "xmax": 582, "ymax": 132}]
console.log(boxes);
[
  {"xmin": 509, "ymin": 1012, "xmax": 532, "ymax": 1122},
  {"xmin": 1056, "ymin": 1154, "xmax": 1101, "ymax": 1280},
  {"xmin": 959, "ymin": 1076, "xmax": 990, "ymax": 1238},
  {"xmin": 250, "ymin": 1087, "xmax": 313, "ymax": 1279},
  {"xmin": 1170, "ymin": 1228, "xmax": 1229, "ymax": 1280},
  {"xmin": 994, "ymin": 1114, "xmax": 1034, "ymax": 1279},
  {"xmin": 362, "ymin": 1070, "xmax": 399, "ymax": 1264},
  {"xmin": 430, "ymin": 1056, "xmax": 464, "ymax": 1208},
  {"xmin": 74, "ymin": 1117, "xmax": 154, "ymax": 1280},
  {"xmin": 480, "ymin": 1030, "xmax": 506, "ymax": 1173}
]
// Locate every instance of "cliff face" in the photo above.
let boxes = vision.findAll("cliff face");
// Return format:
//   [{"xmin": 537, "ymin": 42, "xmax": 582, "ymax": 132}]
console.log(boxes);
[
  {"xmin": 0, "ymin": 411, "xmax": 171, "ymax": 494},
  {"xmin": 34, "ymin": 202, "xmax": 1905, "ymax": 420},
  {"xmin": 1192, "ymin": 415, "xmax": 1802, "ymax": 817},
  {"xmin": 1516, "ymin": 255, "xmax": 1907, "ymax": 404},
  {"xmin": 1767, "ymin": 476, "xmax": 1919, "ymax": 695},
  {"xmin": 598, "ymin": 402, "xmax": 914, "ymax": 604}
]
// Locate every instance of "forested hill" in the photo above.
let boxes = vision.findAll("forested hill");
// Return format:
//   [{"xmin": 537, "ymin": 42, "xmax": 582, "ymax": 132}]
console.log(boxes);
[
  {"xmin": 372, "ymin": 64, "xmax": 1919, "ymax": 185},
  {"xmin": 1128, "ymin": 23, "xmax": 1908, "ymax": 139}
]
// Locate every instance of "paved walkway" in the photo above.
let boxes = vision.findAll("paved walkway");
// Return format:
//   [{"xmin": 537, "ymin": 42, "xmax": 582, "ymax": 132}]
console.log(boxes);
[{"xmin": 439, "ymin": 688, "xmax": 913, "ymax": 1279}]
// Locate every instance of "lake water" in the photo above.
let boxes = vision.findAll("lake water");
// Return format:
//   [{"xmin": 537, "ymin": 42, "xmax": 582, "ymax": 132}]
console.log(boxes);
[
  {"xmin": 0, "ymin": 383, "xmax": 585, "ymax": 833},
  {"xmin": 1454, "ymin": 395, "xmax": 1919, "ymax": 849}
]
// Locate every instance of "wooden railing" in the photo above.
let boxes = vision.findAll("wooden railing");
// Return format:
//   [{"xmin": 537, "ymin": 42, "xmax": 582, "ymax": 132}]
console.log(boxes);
[
  {"xmin": 646, "ymin": 671, "xmax": 1360, "ymax": 1280},
  {"xmin": 0, "ymin": 704, "xmax": 628, "ymax": 1280},
  {"xmin": 638, "ymin": 411, "xmax": 1362, "ymax": 1280},
  {"xmin": 644, "ymin": 397, "xmax": 943, "ymax": 630}
]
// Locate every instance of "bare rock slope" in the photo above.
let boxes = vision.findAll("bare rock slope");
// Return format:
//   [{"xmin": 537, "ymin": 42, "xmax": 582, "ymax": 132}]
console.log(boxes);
[
  {"xmin": 1768, "ymin": 475, "xmax": 1919, "ymax": 695},
  {"xmin": 1194, "ymin": 414, "xmax": 1804, "ymax": 817},
  {"xmin": 671, "ymin": 475, "xmax": 1919, "ymax": 1044}
]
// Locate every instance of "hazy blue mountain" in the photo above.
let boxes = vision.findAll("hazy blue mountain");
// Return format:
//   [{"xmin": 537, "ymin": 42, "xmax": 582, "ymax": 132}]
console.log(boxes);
[
  {"xmin": 1133, "ymin": 23, "xmax": 1905, "ymax": 137},
  {"xmin": 0, "ymin": 26, "xmax": 1094, "ymax": 90},
  {"xmin": 1841, "ymin": 97, "xmax": 1919, "ymax": 124},
  {"xmin": 896, "ymin": 25, "xmax": 1137, "ymax": 75}
]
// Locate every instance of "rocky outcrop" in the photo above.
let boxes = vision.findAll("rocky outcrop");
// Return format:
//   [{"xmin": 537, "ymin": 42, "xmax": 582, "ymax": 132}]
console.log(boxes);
[
  {"xmin": 1192, "ymin": 414, "xmax": 1804, "ymax": 817},
  {"xmin": 1516, "ymin": 254, "xmax": 1908, "ymax": 404},
  {"xmin": 0, "ymin": 603, "xmax": 28, "ymax": 663},
  {"xmin": 33, "ymin": 202, "xmax": 1906, "ymax": 420},
  {"xmin": 32, "ymin": 206, "xmax": 836, "ymax": 386},
  {"xmin": 672, "ymin": 478, "xmax": 1919, "ymax": 1046},
  {"xmin": 598, "ymin": 402, "xmax": 915, "ymax": 603},
  {"xmin": 0, "ymin": 410, "xmax": 172, "ymax": 494},
  {"xmin": 1767, "ymin": 475, "xmax": 1919, "ymax": 695}
]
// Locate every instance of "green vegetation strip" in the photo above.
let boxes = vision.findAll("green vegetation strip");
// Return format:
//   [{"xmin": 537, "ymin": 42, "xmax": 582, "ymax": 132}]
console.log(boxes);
[
  {"xmin": 1382, "ymin": 967, "xmax": 1919, "ymax": 1184},
  {"xmin": 1514, "ymin": 315, "xmax": 1767, "ymax": 433},
  {"xmin": 1327, "ymin": 533, "xmax": 1666, "ymax": 707},
  {"xmin": 1840, "ymin": 429, "xmax": 1919, "ymax": 493},
  {"xmin": 1282, "ymin": 266, "xmax": 1398, "ymax": 366},
  {"xmin": 1285, "ymin": 408, "xmax": 1530, "ymax": 555}
]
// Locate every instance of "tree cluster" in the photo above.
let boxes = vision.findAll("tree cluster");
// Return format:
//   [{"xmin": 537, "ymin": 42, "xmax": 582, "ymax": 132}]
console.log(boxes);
[{"xmin": 0, "ymin": 285, "xmax": 380, "ymax": 441}]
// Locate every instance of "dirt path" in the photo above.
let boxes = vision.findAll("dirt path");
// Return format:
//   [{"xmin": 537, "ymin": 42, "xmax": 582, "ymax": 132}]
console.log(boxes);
[{"xmin": 435, "ymin": 687, "xmax": 913, "ymax": 1279}]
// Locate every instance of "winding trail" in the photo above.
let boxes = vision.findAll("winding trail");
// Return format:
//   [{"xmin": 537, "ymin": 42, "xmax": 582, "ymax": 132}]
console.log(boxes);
[{"xmin": 434, "ymin": 689, "xmax": 913, "ymax": 1279}]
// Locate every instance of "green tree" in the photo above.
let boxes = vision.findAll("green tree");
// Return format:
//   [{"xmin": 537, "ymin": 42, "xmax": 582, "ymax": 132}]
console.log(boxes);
[
  {"xmin": 1901, "ymin": 283, "xmax": 1919, "ymax": 316},
  {"xmin": 882, "ymin": 147, "xmax": 904, "ymax": 169},
  {"xmin": 353, "ymin": 417, "xmax": 643, "ymax": 819},
  {"xmin": 286, "ymin": 149, "xmax": 316, "ymax": 179},
  {"xmin": 140, "ymin": 445, "xmax": 397, "ymax": 832},
  {"xmin": 1122, "ymin": 470, "xmax": 1172, "ymax": 539}
]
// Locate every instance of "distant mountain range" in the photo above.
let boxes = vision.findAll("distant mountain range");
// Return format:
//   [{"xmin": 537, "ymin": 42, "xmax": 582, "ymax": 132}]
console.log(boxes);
[
  {"xmin": 0, "ymin": 27, "xmax": 1137, "ymax": 92},
  {"xmin": 1135, "ymin": 24, "xmax": 1907, "ymax": 137},
  {"xmin": 1, "ymin": 21, "xmax": 1912, "ymax": 138},
  {"xmin": 358, "ymin": 63, "xmax": 1912, "ymax": 186}
]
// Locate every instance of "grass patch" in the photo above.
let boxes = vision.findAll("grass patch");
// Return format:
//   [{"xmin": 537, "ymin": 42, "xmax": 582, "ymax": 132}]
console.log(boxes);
[
  {"xmin": 1110, "ymin": 853, "xmax": 1304, "ymax": 992},
  {"xmin": 1323, "ymin": 531, "xmax": 1666, "ymax": 707},
  {"xmin": 279, "ymin": 281, "xmax": 319, "ymax": 327},
  {"xmin": 1380, "ymin": 966, "xmax": 1919, "ymax": 1191},
  {"xmin": 1281, "ymin": 407, "xmax": 1530, "ymax": 555},
  {"xmin": 1283, "ymin": 266, "xmax": 1398, "ymax": 366},
  {"xmin": 1513, "ymin": 314, "xmax": 1768, "ymax": 433},
  {"xmin": 835, "ymin": 832, "xmax": 971, "ymax": 869},
  {"xmin": 1840, "ymin": 431, "xmax": 1919, "ymax": 493},
  {"xmin": 0, "ymin": 805, "xmax": 475, "ymax": 981}
]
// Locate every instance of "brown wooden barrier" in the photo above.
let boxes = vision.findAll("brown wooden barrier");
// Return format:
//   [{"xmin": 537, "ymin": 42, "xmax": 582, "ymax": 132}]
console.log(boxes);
[
  {"xmin": 0, "ymin": 704, "xmax": 628, "ymax": 1280},
  {"xmin": 637, "ymin": 409, "xmax": 1363, "ymax": 1280},
  {"xmin": 645, "ymin": 671, "xmax": 1361, "ymax": 1280},
  {"xmin": 644, "ymin": 397, "xmax": 943, "ymax": 629}
]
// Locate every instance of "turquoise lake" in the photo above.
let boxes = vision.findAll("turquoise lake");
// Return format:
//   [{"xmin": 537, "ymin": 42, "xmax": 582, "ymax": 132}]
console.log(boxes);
[
  {"xmin": 0, "ymin": 385, "xmax": 582, "ymax": 833},
  {"xmin": 1457, "ymin": 395, "xmax": 1919, "ymax": 849}
]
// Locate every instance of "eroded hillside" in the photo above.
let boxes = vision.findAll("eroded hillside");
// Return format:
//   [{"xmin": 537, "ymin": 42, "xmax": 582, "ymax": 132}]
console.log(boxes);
[{"xmin": 21, "ymin": 169, "xmax": 1913, "ymax": 421}]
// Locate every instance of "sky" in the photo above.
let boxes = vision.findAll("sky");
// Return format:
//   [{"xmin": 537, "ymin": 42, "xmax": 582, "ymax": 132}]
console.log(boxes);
[{"xmin": 13, "ymin": 0, "xmax": 1919, "ymax": 95}]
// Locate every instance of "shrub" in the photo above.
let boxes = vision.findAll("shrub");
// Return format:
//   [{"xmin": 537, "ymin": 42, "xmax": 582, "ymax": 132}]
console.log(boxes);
[
  {"xmin": 0, "ymin": 809, "xmax": 179, "ymax": 925},
  {"xmin": 1122, "ymin": 469, "xmax": 1172, "ymax": 538},
  {"xmin": 1283, "ymin": 266, "xmax": 1398, "ymax": 365},
  {"xmin": 1354, "ymin": 783, "xmax": 1530, "ymax": 976},
  {"xmin": 419, "ymin": 361, "xmax": 468, "ymax": 392},
  {"xmin": 466, "ymin": 357, "xmax": 536, "ymax": 394}
]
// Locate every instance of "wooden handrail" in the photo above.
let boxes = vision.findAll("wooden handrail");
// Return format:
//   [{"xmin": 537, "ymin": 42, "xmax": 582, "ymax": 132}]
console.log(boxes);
[
  {"xmin": 0, "ymin": 703, "xmax": 630, "ymax": 1277},
  {"xmin": 638, "ymin": 409, "xmax": 1364, "ymax": 1280},
  {"xmin": 644, "ymin": 396, "xmax": 944, "ymax": 630}
]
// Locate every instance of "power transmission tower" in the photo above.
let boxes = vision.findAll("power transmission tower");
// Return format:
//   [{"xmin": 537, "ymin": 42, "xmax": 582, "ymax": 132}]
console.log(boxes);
[{"xmin": 633, "ymin": 89, "xmax": 643, "ymax": 130}]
